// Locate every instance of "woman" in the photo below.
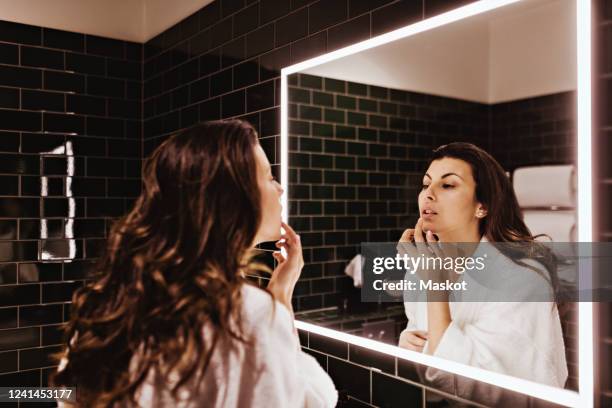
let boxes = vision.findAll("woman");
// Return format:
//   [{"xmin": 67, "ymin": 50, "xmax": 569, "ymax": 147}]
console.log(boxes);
[
  {"xmin": 51, "ymin": 120, "xmax": 337, "ymax": 407},
  {"xmin": 397, "ymin": 143, "xmax": 567, "ymax": 403}
]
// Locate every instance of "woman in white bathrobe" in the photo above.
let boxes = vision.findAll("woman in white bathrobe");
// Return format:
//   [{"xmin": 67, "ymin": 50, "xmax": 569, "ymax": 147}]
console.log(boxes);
[
  {"xmin": 50, "ymin": 120, "xmax": 337, "ymax": 407},
  {"xmin": 398, "ymin": 142, "xmax": 568, "ymax": 405}
]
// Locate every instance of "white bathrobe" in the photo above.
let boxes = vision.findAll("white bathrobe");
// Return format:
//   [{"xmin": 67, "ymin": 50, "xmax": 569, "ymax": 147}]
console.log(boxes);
[
  {"xmin": 402, "ymin": 237, "xmax": 568, "ymax": 406},
  {"xmin": 58, "ymin": 284, "xmax": 338, "ymax": 408}
]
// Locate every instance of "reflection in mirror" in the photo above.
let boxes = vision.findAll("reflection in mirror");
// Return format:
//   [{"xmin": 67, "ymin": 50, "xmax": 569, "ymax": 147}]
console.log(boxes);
[{"xmin": 287, "ymin": 0, "xmax": 578, "ymax": 403}]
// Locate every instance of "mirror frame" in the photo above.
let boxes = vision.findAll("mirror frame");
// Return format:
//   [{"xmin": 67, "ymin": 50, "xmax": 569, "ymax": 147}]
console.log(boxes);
[{"xmin": 279, "ymin": 0, "xmax": 593, "ymax": 406}]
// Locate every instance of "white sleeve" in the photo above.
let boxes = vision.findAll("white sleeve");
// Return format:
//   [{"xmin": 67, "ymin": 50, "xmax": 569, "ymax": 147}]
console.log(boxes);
[{"xmin": 251, "ymin": 303, "xmax": 338, "ymax": 408}]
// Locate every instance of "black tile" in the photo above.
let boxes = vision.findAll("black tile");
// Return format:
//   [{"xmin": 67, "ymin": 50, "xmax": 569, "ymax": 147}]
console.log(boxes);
[
  {"xmin": 372, "ymin": 0, "xmax": 423, "ymax": 36},
  {"xmin": 86, "ymin": 117, "xmax": 124, "ymax": 137},
  {"xmin": 66, "ymin": 94, "xmax": 106, "ymax": 116},
  {"xmin": 71, "ymin": 177, "xmax": 106, "ymax": 197},
  {"xmin": 0, "ymin": 220, "xmax": 16, "ymax": 240},
  {"xmin": 86, "ymin": 35, "xmax": 125, "ymax": 58},
  {"xmin": 234, "ymin": 3, "xmax": 260, "ymax": 36},
  {"xmin": 107, "ymin": 58, "xmax": 141, "ymax": 81},
  {"xmin": 234, "ymin": 60, "xmax": 259, "ymax": 88},
  {"xmin": 0, "ymin": 306, "xmax": 17, "ymax": 329},
  {"xmin": 21, "ymin": 46, "xmax": 64, "ymax": 70},
  {"xmin": 21, "ymin": 90, "xmax": 64, "ymax": 112},
  {"xmin": 276, "ymin": 8, "xmax": 309, "ymax": 47},
  {"xmin": 0, "ymin": 42, "xmax": 18, "ymax": 64},
  {"xmin": 300, "ymin": 74, "xmax": 322, "ymax": 89},
  {"xmin": 86, "ymin": 198, "xmax": 125, "ymax": 217},
  {"xmin": 19, "ymin": 345, "xmax": 62, "ymax": 370},
  {"xmin": 43, "ymin": 28, "xmax": 84, "ymax": 52},
  {"xmin": 44, "ymin": 71, "xmax": 84, "ymax": 93},
  {"xmin": 109, "ymin": 99, "xmax": 140, "ymax": 120},
  {"xmin": 211, "ymin": 17, "xmax": 233, "ymax": 48},
  {"xmin": 87, "ymin": 157, "xmax": 124, "ymax": 177},
  {"xmin": 0, "ymin": 66, "xmax": 42, "ymax": 89},
  {"xmin": 221, "ymin": 36, "xmax": 246, "ymax": 67},
  {"xmin": 18, "ymin": 304, "xmax": 63, "ymax": 327},
  {"xmin": 199, "ymin": 1, "xmax": 222, "ymax": 29},
  {"xmin": 328, "ymin": 357, "xmax": 371, "ymax": 403},
  {"xmin": 246, "ymin": 23, "xmax": 275, "ymax": 58},
  {"xmin": 126, "ymin": 42, "xmax": 142, "ymax": 61},
  {"xmin": 42, "ymin": 197, "xmax": 69, "ymax": 216},
  {"xmin": 210, "ymin": 68, "xmax": 233, "ymax": 96},
  {"xmin": 20, "ymin": 133, "xmax": 64, "ymax": 153},
  {"xmin": 247, "ymin": 80, "xmax": 275, "ymax": 111},
  {"xmin": 43, "ymin": 113, "xmax": 84, "ymax": 134},
  {"xmin": 190, "ymin": 30, "xmax": 212, "ymax": 58},
  {"xmin": 107, "ymin": 178, "xmax": 141, "ymax": 197},
  {"xmin": 309, "ymin": 332, "xmax": 348, "ymax": 358},
  {"xmin": 337, "ymin": 95, "xmax": 356, "ymax": 109},
  {"xmin": 222, "ymin": 0, "xmax": 245, "ymax": 17},
  {"xmin": 66, "ymin": 52, "xmax": 106, "ymax": 76},
  {"xmin": 42, "ymin": 281, "xmax": 82, "ymax": 303},
  {"xmin": 372, "ymin": 371, "xmax": 423, "ymax": 407},
  {"xmin": 87, "ymin": 76, "xmax": 125, "ymax": 98},
  {"xmin": 0, "ymin": 87, "xmax": 19, "ymax": 109},
  {"xmin": 0, "ymin": 110, "xmax": 41, "ymax": 131},
  {"xmin": 259, "ymin": 45, "xmax": 291, "ymax": 80},
  {"xmin": 107, "ymin": 139, "xmax": 140, "ymax": 158},
  {"xmin": 328, "ymin": 15, "xmax": 370, "ymax": 52},
  {"xmin": 424, "ymin": 0, "xmax": 475, "ymax": 18},
  {"xmin": 349, "ymin": 0, "xmax": 395, "ymax": 17},
  {"xmin": 0, "ymin": 175, "xmax": 18, "ymax": 194},
  {"xmin": 20, "ymin": 263, "xmax": 62, "ymax": 283},
  {"xmin": 0, "ymin": 368, "xmax": 41, "ymax": 387},
  {"xmin": 0, "ymin": 285, "xmax": 40, "ymax": 307},
  {"xmin": 200, "ymin": 97, "xmax": 222, "ymax": 121},
  {"xmin": 42, "ymin": 324, "xmax": 65, "ymax": 346},
  {"xmin": 0, "ymin": 21, "xmax": 41, "ymax": 45},
  {"xmin": 259, "ymin": 106, "xmax": 279, "ymax": 136},
  {"xmin": 0, "ymin": 326, "xmax": 40, "ymax": 352},
  {"xmin": 222, "ymin": 89, "xmax": 246, "ymax": 117},
  {"xmin": 125, "ymin": 80, "xmax": 142, "ymax": 101},
  {"xmin": 309, "ymin": 0, "xmax": 348, "ymax": 33},
  {"xmin": 291, "ymin": 32, "xmax": 327, "ymax": 64},
  {"xmin": 190, "ymin": 77, "xmax": 210, "ymax": 103},
  {"xmin": 312, "ymin": 91, "xmax": 333, "ymax": 106},
  {"xmin": 349, "ymin": 344, "xmax": 396, "ymax": 374},
  {"xmin": 261, "ymin": 0, "xmax": 291, "ymax": 24}
]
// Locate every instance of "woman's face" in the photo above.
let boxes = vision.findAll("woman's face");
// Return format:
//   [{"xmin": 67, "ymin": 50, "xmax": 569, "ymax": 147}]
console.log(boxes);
[
  {"xmin": 418, "ymin": 157, "xmax": 485, "ymax": 239},
  {"xmin": 254, "ymin": 144, "xmax": 283, "ymax": 243}
]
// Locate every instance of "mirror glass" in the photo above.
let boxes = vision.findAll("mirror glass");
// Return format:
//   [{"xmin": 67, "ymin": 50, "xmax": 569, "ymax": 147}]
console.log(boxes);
[{"xmin": 287, "ymin": 0, "xmax": 578, "ymax": 397}]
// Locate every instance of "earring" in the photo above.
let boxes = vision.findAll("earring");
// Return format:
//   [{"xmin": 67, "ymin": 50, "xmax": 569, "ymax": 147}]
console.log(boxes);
[{"xmin": 477, "ymin": 210, "xmax": 485, "ymax": 218}]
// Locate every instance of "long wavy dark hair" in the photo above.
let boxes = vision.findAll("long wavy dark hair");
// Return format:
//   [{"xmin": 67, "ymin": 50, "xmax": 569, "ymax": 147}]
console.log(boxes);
[
  {"xmin": 50, "ymin": 120, "xmax": 272, "ymax": 406},
  {"xmin": 428, "ymin": 142, "xmax": 561, "ymax": 300}
]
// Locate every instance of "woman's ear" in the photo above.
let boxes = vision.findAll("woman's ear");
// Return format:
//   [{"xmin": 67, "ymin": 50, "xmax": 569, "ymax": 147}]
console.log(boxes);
[{"xmin": 475, "ymin": 205, "xmax": 488, "ymax": 219}]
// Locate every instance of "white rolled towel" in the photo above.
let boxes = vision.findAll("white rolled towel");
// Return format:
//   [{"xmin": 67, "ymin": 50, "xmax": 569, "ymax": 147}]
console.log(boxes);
[
  {"xmin": 522, "ymin": 210, "xmax": 576, "ymax": 242},
  {"xmin": 344, "ymin": 254, "xmax": 362, "ymax": 288},
  {"xmin": 513, "ymin": 165, "xmax": 576, "ymax": 208}
]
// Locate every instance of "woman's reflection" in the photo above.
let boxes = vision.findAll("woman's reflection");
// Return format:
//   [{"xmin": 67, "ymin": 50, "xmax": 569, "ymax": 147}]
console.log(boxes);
[{"xmin": 397, "ymin": 143, "xmax": 568, "ymax": 402}]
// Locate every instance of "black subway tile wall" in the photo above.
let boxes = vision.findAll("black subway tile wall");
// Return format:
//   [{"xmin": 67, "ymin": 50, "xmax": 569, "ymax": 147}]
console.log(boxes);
[
  {"xmin": 288, "ymin": 72, "xmax": 488, "ymax": 312},
  {"xmin": 0, "ymin": 19, "xmax": 142, "ymax": 389},
  {"xmin": 490, "ymin": 92, "xmax": 576, "ymax": 171}
]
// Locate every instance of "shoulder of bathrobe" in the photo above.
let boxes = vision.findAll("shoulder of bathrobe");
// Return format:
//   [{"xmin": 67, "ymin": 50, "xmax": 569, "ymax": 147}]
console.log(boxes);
[{"xmin": 239, "ymin": 283, "xmax": 294, "ymax": 335}]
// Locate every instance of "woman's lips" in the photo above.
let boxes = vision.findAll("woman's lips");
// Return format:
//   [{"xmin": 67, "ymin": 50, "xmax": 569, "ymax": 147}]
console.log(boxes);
[{"xmin": 421, "ymin": 209, "xmax": 437, "ymax": 220}]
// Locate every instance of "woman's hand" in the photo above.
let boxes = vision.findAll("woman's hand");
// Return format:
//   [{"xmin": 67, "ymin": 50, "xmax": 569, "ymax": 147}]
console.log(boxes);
[
  {"xmin": 398, "ymin": 218, "xmax": 463, "ymax": 285},
  {"xmin": 398, "ymin": 329, "xmax": 428, "ymax": 352},
  {"xmin": 267, "ymin": 222, "xmax": 304, "ymax": 314}
]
